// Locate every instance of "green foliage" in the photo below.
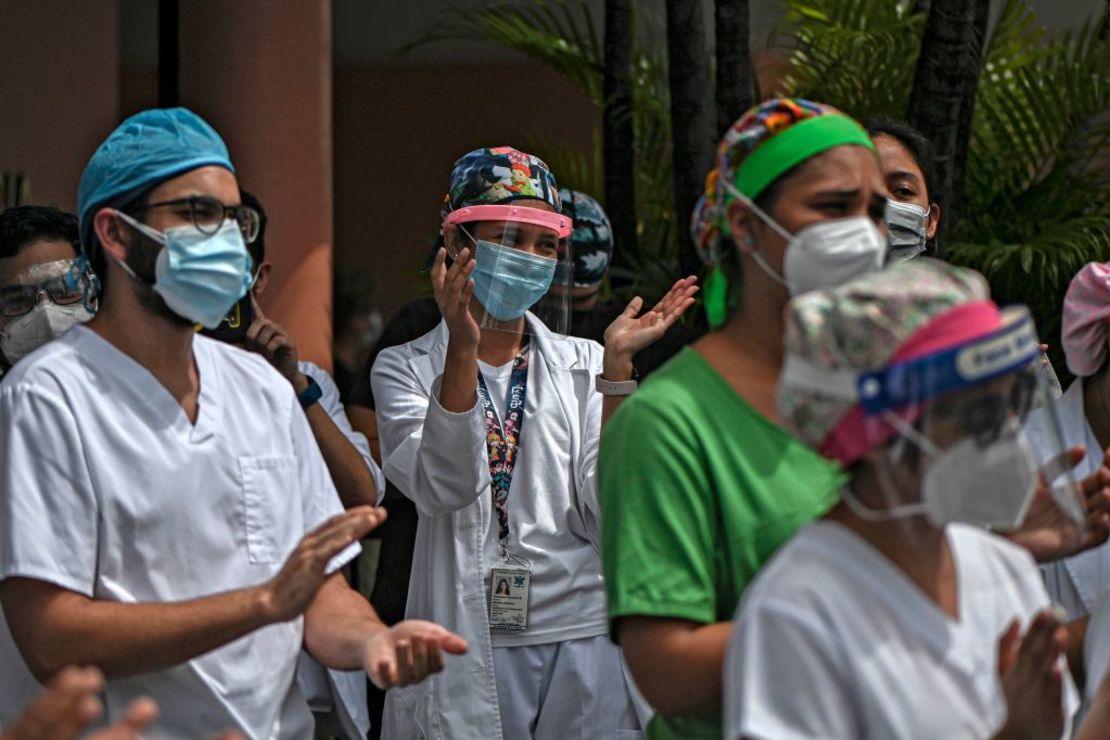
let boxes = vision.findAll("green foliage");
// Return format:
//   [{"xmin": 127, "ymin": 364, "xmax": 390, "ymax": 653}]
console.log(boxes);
[
  {"xmin": 948, "ymin": 3, "xmax": 1110, "ymax": 377},
  {"xmin": 410, "ymin": 0, "xmax": 1109, "ymax": 361},
  {"xmin": 775, "ymin": 0, "xmax": 925, "ymax": 119},
  {"xmin": 405, "ymin": 1, "xmax": 680, "ymax": 303},
  {"xmin": 760, "ymin": 0, "xmax": 1110, "ymax": 379}
]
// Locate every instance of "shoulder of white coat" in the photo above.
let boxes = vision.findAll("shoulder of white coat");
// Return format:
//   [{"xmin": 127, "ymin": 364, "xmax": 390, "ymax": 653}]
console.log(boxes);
[
  {"xmin": 0, "ymin": 327, "xmax": 89, "ymax": 393},
  {"xmin": 371, "ymin": 321, "xmax": 446, "ymax": 376},
  {"xmin": 948, "ymin": 523, "xmax": 1041, "ymax": 586},
  {"xmin": 196, "ymin": 335, "xmax": 295, "ymax": 402},
  {"xmin": 534, "ymin": 325, "xmax": 604, "ymax": 372},
  {"xmin": 734, "ymin": 525, "xmax": 834, "ymax": 617}
]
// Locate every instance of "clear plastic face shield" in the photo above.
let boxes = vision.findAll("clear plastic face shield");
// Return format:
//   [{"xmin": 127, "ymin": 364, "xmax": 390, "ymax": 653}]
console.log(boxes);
[
  {"xmin": 0, "ymin": 258, "xmax": 98, "ymax": 364},
  {"xmin": 442, "ymin": 204, "xmax": 573, "ymax": 337},
  {"xmin": 800, "ymin": 306, "xmax": 1085, "ymax": 541}
]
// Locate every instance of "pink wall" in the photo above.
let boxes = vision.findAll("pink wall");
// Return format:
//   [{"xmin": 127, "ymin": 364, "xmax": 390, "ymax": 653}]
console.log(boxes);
[
  {"xmin": 333, "ymin": 62, "xmax": 600, "ymax": 318},
  {"xmin": 179, "ymin": 0, "xmax": 334, "ymax": 370},
  {"xmin": 0, "ymin": 1, "xmax": 120, "ymax": 211}
]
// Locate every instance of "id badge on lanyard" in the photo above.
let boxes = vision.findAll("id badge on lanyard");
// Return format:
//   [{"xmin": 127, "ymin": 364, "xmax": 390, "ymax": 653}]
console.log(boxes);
[{"xmin": 478, "ymin": 347, "xmax": 534, "ymax": 631}]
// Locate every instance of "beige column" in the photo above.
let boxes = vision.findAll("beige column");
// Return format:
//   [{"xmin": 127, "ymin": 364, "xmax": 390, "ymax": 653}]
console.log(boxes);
[
  {"xmin": 0, "ymin": 1, "xmax": 119, "ymax": 211},
  {"xmin": 179, "ymin": 0, "xmax": 334, "ymax": 370}
]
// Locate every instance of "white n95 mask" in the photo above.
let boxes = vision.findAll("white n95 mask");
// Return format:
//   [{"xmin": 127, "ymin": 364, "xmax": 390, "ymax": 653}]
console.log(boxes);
[
  {"xmin": 0, "ymin": 302, "xmax": 94, "ymax": 363},
  {"xmin": 723, "ymin": 180, "xmax": 886, "ymax": 296},
  {"xmin": 918, "ymin": 421, "xmax": 1038, "ymax": 529}
]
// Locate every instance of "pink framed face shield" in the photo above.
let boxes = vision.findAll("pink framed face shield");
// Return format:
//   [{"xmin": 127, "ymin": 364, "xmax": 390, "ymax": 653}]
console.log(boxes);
[{"xmin": 442, "ymin": 204, "xmax": 573, "ymax": 239}]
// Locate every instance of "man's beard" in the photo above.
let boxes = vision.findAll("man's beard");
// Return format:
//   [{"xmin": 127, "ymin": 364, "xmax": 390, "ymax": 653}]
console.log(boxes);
[{"xmin": 126, "ymin": 231, "xmax": 194, "ymax": 328}]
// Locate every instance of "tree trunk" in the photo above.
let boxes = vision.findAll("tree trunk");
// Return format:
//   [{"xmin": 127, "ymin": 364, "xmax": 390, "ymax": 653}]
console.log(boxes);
[
  {"xmin": 666, "ymin": 0, "xmax": 714, "ymax": 280},
  {"xmin": 715, "ymin": 0, "xmax": 753, "ymax": 137},
  {"xmin": 603, "ymin": 0, "xmax": 637, "ymax": 269},
  {"xmin": 948, "ymin": 0, "xmax": 990, "ymax": 246},
  {"xmin": 907, "ymin": 0, "xmax": 979, "ymax": 257}
]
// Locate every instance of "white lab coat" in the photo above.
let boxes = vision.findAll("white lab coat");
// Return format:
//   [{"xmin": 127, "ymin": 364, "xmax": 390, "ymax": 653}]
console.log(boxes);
[
  {"xmin": 371, "ymin": 317, "xmax": 606, "ymax": 740},
  {"xmin": 1025, "ymin": 378, "xmax": 1108, "ymax": 618}
]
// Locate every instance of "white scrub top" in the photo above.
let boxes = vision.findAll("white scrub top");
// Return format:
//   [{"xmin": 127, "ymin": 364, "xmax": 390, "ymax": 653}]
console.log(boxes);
[
  {"xmin": 0, "ymin": 326, "xmax": 357, "ymax": 739},
  {"xmin": 725, "ymin": 520, "xmax": 1079, "ymax": 740},
  {"xmin": 1025, "ymin": 379, "xmax": 1109, "ymax": 619}
]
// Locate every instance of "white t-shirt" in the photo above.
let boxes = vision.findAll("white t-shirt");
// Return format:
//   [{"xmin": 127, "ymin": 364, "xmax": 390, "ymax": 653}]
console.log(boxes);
[
  {"xmin": 0, "ymin": 326, "xmax": 357, "ymax": 739},
  {"xmin": 725, "ymin": 520, "xmax": 1079, "ymax": 740},
  {"xmin": 477, "ymin": 352, "xmax": 609, "ymax": 648}
]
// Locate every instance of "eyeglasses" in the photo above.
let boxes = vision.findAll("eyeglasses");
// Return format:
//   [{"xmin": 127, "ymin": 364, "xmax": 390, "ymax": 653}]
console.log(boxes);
[
  {"xmin": 1, "ymin": 272, "xmax": 94, "ymax": 317},
  {"xmin": 131, "ymin": 196, "xmax": 261, "ymax": 244}
]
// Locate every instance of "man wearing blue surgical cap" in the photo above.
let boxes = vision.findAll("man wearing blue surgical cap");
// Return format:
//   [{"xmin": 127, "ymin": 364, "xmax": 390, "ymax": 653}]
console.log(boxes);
[{"xmin": 0, "ymin": 108, "xmax": 466, "ymax": 737}]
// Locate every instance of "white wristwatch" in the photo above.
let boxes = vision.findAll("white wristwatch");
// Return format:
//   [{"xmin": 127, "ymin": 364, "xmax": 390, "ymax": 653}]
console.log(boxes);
[{"xmin": 595, "ymin": 374, "xmax": 638, "ymax": 396}]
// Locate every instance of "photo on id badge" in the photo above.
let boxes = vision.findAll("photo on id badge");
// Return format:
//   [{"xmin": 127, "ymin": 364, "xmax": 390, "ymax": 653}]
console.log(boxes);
[{"xmin": 489, "ymin": 565, "xmax": 531, "ymax": 631}]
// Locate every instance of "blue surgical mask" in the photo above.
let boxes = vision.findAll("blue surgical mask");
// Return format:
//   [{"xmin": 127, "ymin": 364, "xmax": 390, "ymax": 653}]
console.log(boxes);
[
  {"xmin": 470, "ymin": 239, "xmax": 556, "ymax": 321},
  {"xmin": 115, "ymin": 212, "xmax": 253, "ymax": 329}
]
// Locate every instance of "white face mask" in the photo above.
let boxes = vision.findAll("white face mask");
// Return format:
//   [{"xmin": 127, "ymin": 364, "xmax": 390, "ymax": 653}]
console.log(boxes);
[
  {"xmin": 0, "ymin": 301, "xmax": 95, "ymax": 363},
  {"xmin": 918, "ymin": 423, "xmax": 1038, "ymax": 529},
  {"xmin": 843, "ymin": 415, "xmax": 1038, "ymax": 530},
  {"xmin": 723, "ymin": 180, "xmax": 886, "ymax": 296}
]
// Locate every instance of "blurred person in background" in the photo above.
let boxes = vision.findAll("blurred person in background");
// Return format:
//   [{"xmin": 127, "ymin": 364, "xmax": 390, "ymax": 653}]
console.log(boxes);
[{"xmin": 0, "ymin": 206, "xmax": 95, "ymax": 378}]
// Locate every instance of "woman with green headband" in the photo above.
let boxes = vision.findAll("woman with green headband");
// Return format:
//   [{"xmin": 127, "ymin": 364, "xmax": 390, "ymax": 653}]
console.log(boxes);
[{"xmin": 598, "ymin": 98, "xmax": 890, "ymax": 740}]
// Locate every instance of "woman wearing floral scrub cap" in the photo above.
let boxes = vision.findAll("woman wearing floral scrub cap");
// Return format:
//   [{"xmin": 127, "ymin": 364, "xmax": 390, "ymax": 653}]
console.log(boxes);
[
  {"xmin": 726, "ymin": 259, "xmax": 1090, "ymax": 739},
  {"xmin": 372, "ymin": 146, "xmax": 697, "ymax": 740},
  {"xmin": 599, "ymin": 98, "xmax": 891, "ymax": 740}
]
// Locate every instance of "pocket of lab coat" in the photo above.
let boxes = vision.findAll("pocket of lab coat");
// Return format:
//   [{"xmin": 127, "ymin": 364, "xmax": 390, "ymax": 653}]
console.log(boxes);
[{"xmin": 238, "ymin": 455, "xmax": 299, "ymax": 563}]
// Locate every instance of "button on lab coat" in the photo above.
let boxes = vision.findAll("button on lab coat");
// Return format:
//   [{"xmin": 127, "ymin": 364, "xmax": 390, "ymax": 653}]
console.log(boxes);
[{"xmin": 370, "ymin": 318, "xmax": 605, "ymax": 740}]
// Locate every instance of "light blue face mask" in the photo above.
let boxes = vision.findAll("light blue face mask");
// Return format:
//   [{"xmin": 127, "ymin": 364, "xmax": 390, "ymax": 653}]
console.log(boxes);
[
  {"xmin": 116, "ymin": 211, "xmax": 253, "ymax": 329},
  {"xmin": 468, "ymin": 238, "xmax": 557, "ymax": 322}
]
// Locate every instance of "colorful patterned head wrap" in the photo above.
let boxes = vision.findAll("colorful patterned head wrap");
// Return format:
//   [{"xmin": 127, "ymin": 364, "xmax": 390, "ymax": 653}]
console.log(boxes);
[
  {"xmin": 777, "ymin": 259, "xmax": 1001, "ymax": 465},
  {"xmin": 441, "ymin": 146, "xmax": 561, "ymax": 219},
  {"xmin": 1062, "ymin": 262, "xmax": 1110, "ymax": 377},
  {"xmin": 690, "ymin": 98, "xmax": 875, "ymax": 328},
  {"xmin": 559, "ymin": 189, "xmax": 613, "ymax": 287}
]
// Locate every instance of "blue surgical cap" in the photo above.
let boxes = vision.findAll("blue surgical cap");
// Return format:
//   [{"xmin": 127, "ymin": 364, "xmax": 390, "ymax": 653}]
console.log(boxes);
[{"xmin": 77, "ymin": 107, "xmax": 235, "ymax": 259}]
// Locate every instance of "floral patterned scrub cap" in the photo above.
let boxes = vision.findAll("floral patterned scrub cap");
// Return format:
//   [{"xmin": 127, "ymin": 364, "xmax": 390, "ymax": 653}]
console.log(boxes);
[
  {"xmin": 777, "ymin": 258, "xmax": 1000, "ymax": 465},
  {"xmin": 690, "ymin": 98, "xmax": 874, "ymax": 328},
  {"xmin": 1062, "ymin": 262, "xmax": 1110, "ymax": 378},
  {"xmin": 441, "ymin": 146, "xmax": 561, "ymax": 219}
]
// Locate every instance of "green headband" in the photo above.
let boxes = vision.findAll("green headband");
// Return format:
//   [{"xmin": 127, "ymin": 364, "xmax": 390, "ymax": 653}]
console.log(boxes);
[{"xmin": 732, "ymin": 114, "xmax": 876, "ymax": 199}]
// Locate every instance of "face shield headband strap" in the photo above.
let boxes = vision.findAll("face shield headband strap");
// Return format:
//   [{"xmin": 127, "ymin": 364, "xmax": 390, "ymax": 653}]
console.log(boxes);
[
  {"xmin": 780, "ymin": 304, "xmax": 1038, "ymax": 464},
  {"xmin": 855, "ymin": 307, "xmax": 1040, "ymax": 415},
  {"xmin": 443, "ymin": 205, "xmax": 573, "ymax": 239},
  {"xmin": 62, "ymin": 255, "xmax": 101, "ymax": 313}
]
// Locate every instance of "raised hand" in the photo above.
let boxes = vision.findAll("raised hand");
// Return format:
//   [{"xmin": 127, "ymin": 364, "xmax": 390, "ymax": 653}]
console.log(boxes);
[
  {"xmin": 244, "ymin": 294, "xmax": 301, "ymax": 385},
  {"xmin": 993, "ymin": 611, "xmax": 1068, "ymax": 740},
  {"xmin": 431, "ymin": 246, "xmax": 480, "ymax": 351},
  {"xmin": 1007, "ymin": 447, "xmax": 1110, "ymax": 562},
  {"xmin": 259, "ymin": 507, "xmax": 386, "ymax": 623},
  {"xmin": 602, "ymin": 275, "xmax": 699, "ymax": 379},
  {"xmin": 362, "ymin": 619, "xmax": 468, "ymax": 690}
]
